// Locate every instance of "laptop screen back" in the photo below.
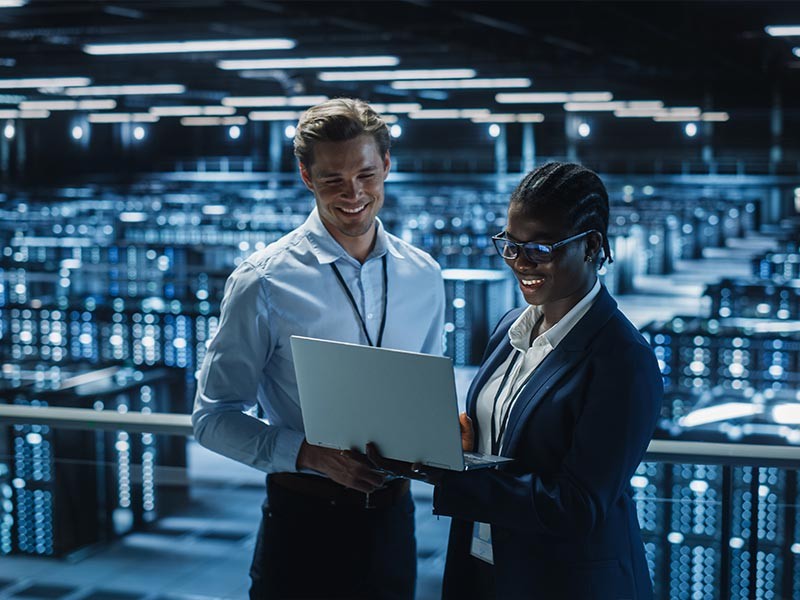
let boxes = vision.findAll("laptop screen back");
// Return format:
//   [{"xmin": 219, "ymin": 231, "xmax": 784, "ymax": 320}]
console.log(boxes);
[{"xmin": 290, "ymin": 335, "xmax": 465, "ymax": 470}]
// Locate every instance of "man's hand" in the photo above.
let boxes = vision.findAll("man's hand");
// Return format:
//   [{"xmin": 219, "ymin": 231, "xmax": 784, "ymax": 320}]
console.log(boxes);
[
  {"xmin": 296, "ymin": 441, "xmax": 387, "ymax": 493},
  {"xmin": 365, "ymin": 442, "xmax": 446, "ymax": 486},
  {"xmin": 459, "ymin": 412, "xmax": 474, "ymax": 452}
]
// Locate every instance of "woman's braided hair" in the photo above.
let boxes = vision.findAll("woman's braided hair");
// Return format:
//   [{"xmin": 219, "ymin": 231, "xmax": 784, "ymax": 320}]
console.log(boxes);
[{"xmin": 509, "ymin": 161, "xmax": 613, "ymax": 267}]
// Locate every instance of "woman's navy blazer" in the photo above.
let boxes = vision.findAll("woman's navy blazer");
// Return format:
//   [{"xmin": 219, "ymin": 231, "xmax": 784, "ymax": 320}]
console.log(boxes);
[{"xmin": 434, "ymin": 285, "xmax": 663, "ymax": 600}]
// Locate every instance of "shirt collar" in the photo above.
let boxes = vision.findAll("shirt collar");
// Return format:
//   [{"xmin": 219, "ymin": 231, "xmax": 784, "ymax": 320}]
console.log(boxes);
[
  {"xmin": 507, "ymin": 278, "xmax": 602, "ymax": 351},
  {"xmin": 303, "ymin": 207, "xmax": 403, "ymax": 265}
]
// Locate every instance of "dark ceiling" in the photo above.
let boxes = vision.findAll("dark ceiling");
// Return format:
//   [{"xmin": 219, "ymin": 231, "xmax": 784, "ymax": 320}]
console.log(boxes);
[{"xmin": 0, "ymin": 0, "xmax": 797, "ymax": 120}]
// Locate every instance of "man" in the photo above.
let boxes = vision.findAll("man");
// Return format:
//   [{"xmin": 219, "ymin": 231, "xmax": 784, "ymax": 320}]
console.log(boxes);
[{"xmin": 192, "ymin": 98, "xmax": 445, "ymax": 599}]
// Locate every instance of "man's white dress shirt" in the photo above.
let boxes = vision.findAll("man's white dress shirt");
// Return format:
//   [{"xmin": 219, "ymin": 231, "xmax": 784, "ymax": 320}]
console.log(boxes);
[{"xmin": 192, "ymin": 208, "xmax": 445, "ymax": 474}]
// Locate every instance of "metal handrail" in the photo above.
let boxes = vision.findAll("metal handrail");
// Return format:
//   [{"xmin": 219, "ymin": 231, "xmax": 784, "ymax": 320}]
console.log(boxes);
[{"xmin": 2, "ymin": 404, "xmax": 800, "ymax": 467}]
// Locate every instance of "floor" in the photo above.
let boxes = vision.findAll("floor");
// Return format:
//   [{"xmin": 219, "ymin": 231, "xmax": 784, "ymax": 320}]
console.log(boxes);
[{"xmin": 0, "ymin": 232, "xmax": 777, "ymax": 599}]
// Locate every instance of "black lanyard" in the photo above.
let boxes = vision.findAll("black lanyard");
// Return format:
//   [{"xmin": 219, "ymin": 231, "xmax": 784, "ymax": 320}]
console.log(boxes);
[
  {"xmin": 330, "ymin": 254, "xmax": 388, "ymax": 348},
  {"xmin": 490, "ymin": 316, "xmax": 544, "ymax": 455},
  {"xmin": 490, "ymin": 351, "xmax": 521, "ymax": 456}
]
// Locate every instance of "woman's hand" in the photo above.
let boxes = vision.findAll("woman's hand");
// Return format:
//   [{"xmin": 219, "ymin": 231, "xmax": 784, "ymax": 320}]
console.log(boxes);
[{"xmin": 459, "ymin": 412, "xmax": 475, "ymax": 452}]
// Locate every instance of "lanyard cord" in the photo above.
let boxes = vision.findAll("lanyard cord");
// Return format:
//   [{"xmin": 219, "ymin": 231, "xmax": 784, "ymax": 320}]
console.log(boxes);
[
  {"xmin": 489, "ymin": 352, "xmax": 520, "ymax": 456},
  {"xmin": 329, "ymin": 254, "xmax": 388, "ymax": 348},
  {"xmin": 490, "ymin": 316, "xmax": 544, "ymax": 455}
]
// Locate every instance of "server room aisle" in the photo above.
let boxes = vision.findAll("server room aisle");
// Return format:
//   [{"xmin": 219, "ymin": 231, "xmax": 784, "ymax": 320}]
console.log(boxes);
[{"xmin": 0, "ymin": 230, "xmax": 778, "ymax": 600}]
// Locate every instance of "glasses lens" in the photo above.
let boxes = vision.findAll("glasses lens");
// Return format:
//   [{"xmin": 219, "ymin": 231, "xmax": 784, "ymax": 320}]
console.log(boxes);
[
  {"xmin": 522, "ymin": 244, "xmax": 553, "ymax": 263},
  {"xmin": 493, "ymin": 237, "xmax": 517, "ymax": 259}
]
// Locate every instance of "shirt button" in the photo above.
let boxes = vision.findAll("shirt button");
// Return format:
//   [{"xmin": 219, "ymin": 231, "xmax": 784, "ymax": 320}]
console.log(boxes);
[{"xmin": 367, "ymin": 313, "xmax": 374, "ymax": 319}]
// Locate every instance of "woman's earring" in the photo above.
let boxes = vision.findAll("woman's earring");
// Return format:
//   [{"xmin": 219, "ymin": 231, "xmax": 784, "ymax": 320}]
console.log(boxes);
[{"xmin": 584, "ymin": 255, "xmax": 593, "ymax": 263}]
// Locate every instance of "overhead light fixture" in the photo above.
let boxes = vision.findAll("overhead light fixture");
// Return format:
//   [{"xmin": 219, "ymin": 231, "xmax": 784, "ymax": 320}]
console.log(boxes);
[
  {"xmin": 0, "ymin": 109, "xmax": 50, "ymax": 119},
  {"xmin": 319, "ymin": 69, "xmax": 476, "ymax": 82},
  {"xmin": 408, "ymin": 109, "xmax": 490, "ymax": 119},
  {"xmin": 368, "ymin": 103, "xmax": 422, "ymax": 113},
  {"xmin": 3, "ymin": 121, "xmax": 14, "ymax": 139},
  {"xmin": 577, "ymin": 122, "xmax": 591, "ymax": 138},
  {"xmin": 701, "ymin": 112, "xmax": 730, "ymax": 122},
  {"xmin": 391, "ymin": 77, "xmax": 531, "ymax": 90},
  {"xmin": 222, "ymin": 95, "xmax": 327, "ymax": 107},
  {"xmin": 83, "ymin": 38, "xmax": 296, "ymax": 55},
  {"xmin": 652, "ymin": 107, "xmax": 703, "ymax": 122},
  {"xmin": 498, "ymin": 92, "xmax": 568, "ymax": 103},
  {"xmin": 470, "ymin": 113, "xmax": 545, "ymax": 123},
  {"xmin": 19, "ymin": 99, "xmax": 116, "ymax": 110},
  {"xmin": 248, "ymin": 110, "xmax": 304, "ymax": 121},
  {"xmin": 627, "ymin": 101, "xmax": 664, "ymax": 109},
  {"xmin": 661, "ymin": 106, "xmax": 702, "ymax": 117},
  {"xmin": 684, "ymin": 122, "xmax": 698, "ymax": 137},
  {"xmin": 0, "ymin": 77, "xmax": 91, "ymax": 89},
  {"xmin": 0, "ymin": 0, "xmax": 27, "ymax": 7},
  {"xmin": 180, "ymin": 116, "xmax": 248, "ymax": 126},
  {"xmin": 473, "ymin": 114, "xmax": 517, "ymax": 123},
  {"xmin": 571, "ymin": 92, "xmax": 614, "ymax": 102},
  {"xmin": 497, "ymin": 92, "xmax": 613, "ymax": 104},
  {"xmin": 88, "ymin": 113, "xmax": 160, "ymax": 123},
  {"xmin": 653, "ymin": 115, "xmax": 699, "ymax": 122},
  {"xmin": 794, "ymin": 47, "xmax": 800, "ymax": 58},
  {"xmin": 149, "ymin": 106, "xmax": 235, "ymax": 116},
  {"xmin": 228, "ymin": 125, "xmax": 242, "ymax": 140},
  {"xmin": 390, "ymin": 124, "xmax": 402, "ymax": 138},
  {"xmin": 218, "ymin": 55, "xmax": 400, "ymax": 70},
  {"xmin": 614, "ymin": 108, "xmax": 662, "ymax": 118},
  {"xmin": 564, "ymin": 101, "xmax": 625, "ymax": 112},
  {"xmin": 63, "ymin": 84, "xmax": 186, "ymax": 96},
  {"xmin": 765, "ymin": 25, "xmax": 800, "ymax": 37},
  {"xmin": 613, "ymin": 102, "xmax": 679, "ymax": 118}
]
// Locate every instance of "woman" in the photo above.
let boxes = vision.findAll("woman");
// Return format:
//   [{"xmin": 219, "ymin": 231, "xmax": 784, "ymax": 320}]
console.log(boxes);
[{"xmin": 414, "ymin": 162, "xmax": 661, "ymax": 599}]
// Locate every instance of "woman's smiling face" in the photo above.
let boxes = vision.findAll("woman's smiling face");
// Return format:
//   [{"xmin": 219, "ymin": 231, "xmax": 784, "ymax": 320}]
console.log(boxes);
[{"xmin": 503, "ymin": 202, "xmax": 600, "ymax": 317}]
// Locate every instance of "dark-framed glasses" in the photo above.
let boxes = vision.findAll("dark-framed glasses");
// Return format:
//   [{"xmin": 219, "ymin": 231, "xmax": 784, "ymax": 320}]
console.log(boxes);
[{"xmin": 491, "ymin": 229, "xmax": 598, "ymax": 263}]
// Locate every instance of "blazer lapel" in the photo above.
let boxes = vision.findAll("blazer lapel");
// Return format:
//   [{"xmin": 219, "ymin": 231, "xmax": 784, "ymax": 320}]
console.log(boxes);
[
  {"xmin": 466, "ymin": 339, "xmax": 514, "ymax": 420},
  {"xmin": 500, "ymin": 347, "xmax": 586, "ymax": 455},
  {"xmin": 500, "ymin": 285, "xmax": 619, "ymax": 455}
]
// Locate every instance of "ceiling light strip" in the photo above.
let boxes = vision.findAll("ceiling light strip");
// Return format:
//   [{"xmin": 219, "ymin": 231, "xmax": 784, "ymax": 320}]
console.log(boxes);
[
  {"xmin": 222, "ymin": 95, "xmax": 327, "ymax": 108},
  {"xmin": 149, "ymin": 106, "xmax": 235, "ymax": 116},
  {"xmin": 63, "ymin": 84, "xmax": 186, "ymax": 96},
  {"xmin": 391, "ymin": 78, "xmax": 531, "ymax": 90},
  {"xmin": 180, "ymin": 116, "xmax": 248, "ymax": 126},
  {"xmin": 0, "ymin": 77, "xmax": 91, "ymax": 89},
  {"xmin": 89, "ymin": 113, "xmax": 160, "ymax": 123},
  {"xmin": 84, "ymin": 38, "xmax": 296, "ymax": 55},
  {"xmin": 218, "ymin": 56, "xmax": 400, "ymax": 70},
  {"xmin": 497, "ymin": 91, "xmax": 613, "ymax": 103},
  {"xmin": 319, "ymin": 69, "xmax": 476, "ymax": 82}
]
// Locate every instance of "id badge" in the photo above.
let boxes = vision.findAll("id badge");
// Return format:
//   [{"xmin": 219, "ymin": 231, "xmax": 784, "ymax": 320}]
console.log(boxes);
[{"xmin": 469, "ymin": 521, "xmax": 494, "ymax": 565}]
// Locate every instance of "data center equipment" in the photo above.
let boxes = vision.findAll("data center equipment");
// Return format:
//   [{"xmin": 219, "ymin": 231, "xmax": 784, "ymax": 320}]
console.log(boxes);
[{"xmin": 0, "ymin": 363, "xmax": 186, "ymax": 557}]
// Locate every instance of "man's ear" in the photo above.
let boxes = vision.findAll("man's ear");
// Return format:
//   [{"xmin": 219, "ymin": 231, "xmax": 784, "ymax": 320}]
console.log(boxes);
[
  {"xmin": 382, "ymin": 152, "xmax": 391, "ymax": 180},
  {"xmin": 299, "ymin": 161, "xmax": 314, "ymax": 191}
]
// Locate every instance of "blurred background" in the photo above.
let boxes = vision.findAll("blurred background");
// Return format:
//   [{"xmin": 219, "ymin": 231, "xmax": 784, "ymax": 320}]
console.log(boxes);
[{"xmin": 0, "ymin": 1, "xmax": 799, "ymax": 598}]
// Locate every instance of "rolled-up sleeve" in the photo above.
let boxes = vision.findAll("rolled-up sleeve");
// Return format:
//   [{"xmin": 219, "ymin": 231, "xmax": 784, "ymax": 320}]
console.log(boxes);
[{"xmin": 192, "ymin": 261, "xmax": 305, "ymax": 473}]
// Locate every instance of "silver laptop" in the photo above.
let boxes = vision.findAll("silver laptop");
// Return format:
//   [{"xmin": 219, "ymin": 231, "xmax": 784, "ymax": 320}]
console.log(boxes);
[{"xmin": 290, "ymin": 335, "xmax": 513, "ymax": 471}]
